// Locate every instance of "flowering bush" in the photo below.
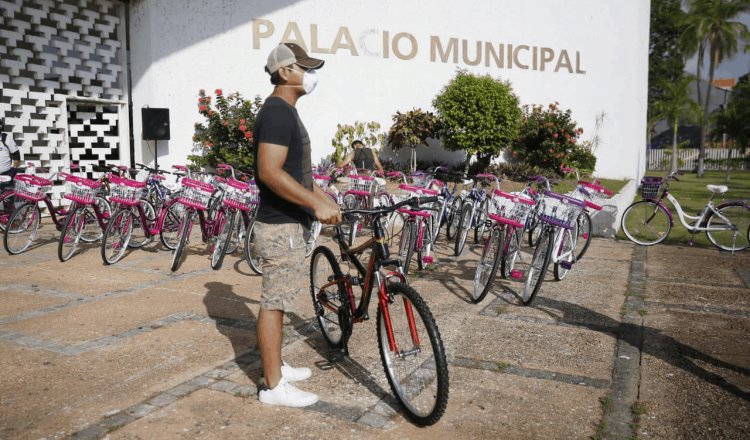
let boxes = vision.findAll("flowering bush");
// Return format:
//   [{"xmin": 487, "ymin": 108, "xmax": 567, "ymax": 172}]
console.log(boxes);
[
  {"xmin": 509, "ymin": 103, "xmax": 592, "ymax": 174},
  {"xmin": 189, "ymin": 89, "xmax": 262, "ymax": 173}
]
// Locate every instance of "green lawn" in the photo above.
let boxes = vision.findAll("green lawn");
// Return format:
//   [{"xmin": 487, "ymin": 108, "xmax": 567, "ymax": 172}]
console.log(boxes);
[{"xmin": 617, "ymin": 170, "xmax": 750, "ymax": 248}]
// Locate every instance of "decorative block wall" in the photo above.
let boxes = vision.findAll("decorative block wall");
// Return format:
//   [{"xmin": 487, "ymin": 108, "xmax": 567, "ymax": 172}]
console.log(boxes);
[{"xmin": 0, "ymin": 0, "xmax": 126, "ymax": 200}]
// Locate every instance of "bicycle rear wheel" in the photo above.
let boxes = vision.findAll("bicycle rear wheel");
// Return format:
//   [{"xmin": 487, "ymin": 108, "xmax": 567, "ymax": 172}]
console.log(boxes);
[
  {"xmin": 3, "ymin": 203, "xmax": 40, "ymax": 255},
  {"xmin": 171, "ymin": 210, "xmax": 194, "ymax": 272},
  {"xmin": 309, "ymin": 246, "xmax": 348, "ymax": 349},
  {"xmin": 101, "ymin": 208, "xmax": 134, "ymax": 265},
  {"xmin": 621, "ymin": 201, "xmax": 671, "ymax": 246},
  {"xmin": 210, "ymin": 208, "xmax": 235, "ymax": 270},
  {"xmin": 454, "ymin": 202, "xmax": 472, "ymax": 256},
  {"xmin": 445, "ymin": 197, "xmax": 462, "ymax": 241},
  {"xmin": 521, "ymin": 228, "xmax": 552, "ymax": 305},
  {"xmin": 553, "ymin": 228, "xmax": 575, "ymax": 281},
  {"xmin": 705, "ymin": 203, "xmax": 750, "ymax": 251},
  {"xmin": 128, "ymin": 200, "xmax": 155, "ymax": 249},
  {"xmin": 58, "ymin": 205, "xmax": 87, "ymax": 262},
  {"xmin": 398, "ymin": 219, "xmax": 417, "ymax": 275},
  {"xmin": 573, "ymin": 211, "xmax": 592, "ymax": 261},
  {"xmin": 472, "ymin": 226, "xmax": 503, "ymax": 303},
  {"xmin": 377, "ymin": 282, "xmax": 449, "ymax": 426},
  {"xmin": 244, "ymin": 219, "xmax": 263, "ymax": 275},
  {"xmin": 474, "ymin": 198, "xmax": 489, "ymax": 244},
  {"xmin": 80, "ymin": 197, "xmax": 110, "ymax": 242},
  {"xmin": 500, "ymin": 226, "xmax": 522, "ymax": 279}
]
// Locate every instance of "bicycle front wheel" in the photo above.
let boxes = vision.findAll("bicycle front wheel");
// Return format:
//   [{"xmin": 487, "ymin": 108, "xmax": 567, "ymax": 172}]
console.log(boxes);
[
  {"xmin": 472, "ymin": 226, "xmax": 503, "ymax": 304},
  {"xmin": 210, "ymin": 208, "xmax": 235, "ymax": 270},
  {"xmin": 398, "ymin": 219, "xmax": 417, "ymax": 275},
  {"xmin": 80, "ymin": 197, "xmax": 110, "ymax": 242},
  {"xmin": 101, "ymin": 208, "xmax": 134, "ymax": 265},
  {"xmin": 445, "ymin": 197, "xmax": 462, "ymax": 241},
  {"xmin": 3, "ymin": 203, "xmax": 41, "ymax": 255},
  {"xmin": 377, "ymin": 282, "xmax": 449, "ymax": 426},
  {"xmin": 705, "ymin": 203, "xmax": 750, "ymax": 251},
  {"xmin": 159, "ymin": 201, "xmax": 184, "ymax": 250},
  {"xmin": 573, "ymin": 211, "xmax": 592, "ymax": 261},
  {"xmin": 309, "ymin": 246, "xmax": 348, "ymax": 349},
  {"xmin": 521, "ymin": 228, "xmax": 552, "ymax": 305},
  {"xmin": 417, "ymin": 218, "xmax": 433, "ymax": 271},
  {"xmin": 621, "ymin": 201, "xmax": 671, "ymax": 246},
  {"xmin": 58, "ymin": 205, "xmax": 87, "ymax": 262},
  {"xmin": 500, "ymin": 226, "xmax": 522, "ymax": 279},
  {"xmin": 171, "ymin": 210, "xmax": 194, "ymax": 272},
  {"xmin": 454, "ymin": 202, "xmax": 472, "ymax": 256},
  {"xmin": 244, "ymin": 219, "xmax": 263, "ymax": 275},
  {"xmin": 128, "ymin": 200, "xmax": 155, "ymax": 249}
]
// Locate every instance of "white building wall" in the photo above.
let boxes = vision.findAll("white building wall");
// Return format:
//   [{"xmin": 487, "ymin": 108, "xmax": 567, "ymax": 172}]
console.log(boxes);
[{"xmin": 129, "ymin": 0, "xmax": 650, "ymax": 179}]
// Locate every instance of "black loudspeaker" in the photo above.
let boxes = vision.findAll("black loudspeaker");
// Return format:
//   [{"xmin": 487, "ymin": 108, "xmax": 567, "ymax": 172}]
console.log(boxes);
[{"xmin": 142, "ymin": 108, "xmax": 170, "ymax": 140}]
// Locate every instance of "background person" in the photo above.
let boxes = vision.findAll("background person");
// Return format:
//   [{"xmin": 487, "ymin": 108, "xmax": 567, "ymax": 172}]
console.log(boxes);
[
  {"xmin": 253, "ymin": 42, "xmax": 341, "ymax": 408},
  {"xmin": 337, "ymin": 140, "xmax": 384, "ymax": 175}
]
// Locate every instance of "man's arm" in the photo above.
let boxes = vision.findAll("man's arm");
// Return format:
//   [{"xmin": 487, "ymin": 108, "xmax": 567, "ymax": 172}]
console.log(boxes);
[
  {"xmin": 336, "ymin": 151, "xmax": 354, "ymax": 168},
  {"xmin": 257, "ymin": 142, "xmax": 340, "ymax": 225},
  {"xmin": 372, "ymin": 151, "xmax": 385, "ymax": 174}
]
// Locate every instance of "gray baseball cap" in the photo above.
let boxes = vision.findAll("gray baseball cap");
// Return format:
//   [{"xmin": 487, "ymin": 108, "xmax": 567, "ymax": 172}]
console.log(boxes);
[{"xmin": 265, "ymin": 43, "xmax": 324, "ymax": 74}]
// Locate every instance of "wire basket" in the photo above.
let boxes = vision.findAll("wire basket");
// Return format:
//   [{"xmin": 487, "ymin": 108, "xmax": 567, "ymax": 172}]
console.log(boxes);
[
  {"xmin": 348, "ymin": 174, "xmax": 375, "ymax": 195},
  {"xmin": 537, "ymin": 190, "xmax": 587, "ymax": 230},
  {"xmin": 410, "ymin": 172, "xmax": 431, "ymax": 188},
  {"xmin": 488, "ymin": 190, "xmax": 535, "ymax": 228},
  {"xmin": 398, "ymin": 183, "xmax": 438, "ymax": 202},
  {"xmin": 108, "ymin": 174, "xmax": 146, "ymax": 206},
  {"xmin": 640, "ymin": 176, "xmax": 662, "ymax": 199},
  {"xmin": 313, "ymin": 173, "xmax": 331, "ymax": 190},
  {"xmin": 13, "ymin": 174, "xmax": 52, "ymax": 202},
  {"xmin": 246, "ymin": 179, "xmax": 260, "ymax": 205},
  {"xmin": 178, "ymin": 178, "xmax": 215, "ymax": 210},
  {"xmin": 222, "ymin": 178, "xmax": 253, "ymax": 212},
  {"xmin": 63, "ymin": 175, "xmax": 101, "ymax": 205}
]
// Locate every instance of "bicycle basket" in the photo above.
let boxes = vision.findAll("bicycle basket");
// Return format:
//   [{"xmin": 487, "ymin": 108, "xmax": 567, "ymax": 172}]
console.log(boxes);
[
  {"xmin": 313, "ymin": 173, "xmax": 331, "ymax": 190},
  {"xmin": 13, "ymin": 174, "xmax": 52, "ymax": 202},
  {"xmin": 537, "ymin": 190, "xmax": 587, "ymax": 230},
  {"xmin": 410, "ymin": 172, "xmax": 430, "ymax": 187},
  {"xmin": 246, "ymin": 179, "xmax": 260, "ymax": 205},
  {"xmin": 108, "ymin": 174, "xmax": 146, "ymax": 206},
  {"xmin": 489, "ymin": 190, "xmax": 535, "ymax": 228},
  {"xmin": 178, "ymin": 178, "xmax": 215, "ymax": 210},
  {"xmin": 398, "ymin": 183, "xmax": 438, "ymax": 201},
  {"xmin": 63, "ymin": 174, "xmax": 101, "ymax": 205},
  {"xmin": 222, "ymin": 178, "xmax": 253, "ymax": 212},
  {"xmin": 348, "ymin": 174, "xmax": 375, "ymax": 195},
  {"xmin": 640, "ymin": 176, "xmax": 662, "ymax": 199}
]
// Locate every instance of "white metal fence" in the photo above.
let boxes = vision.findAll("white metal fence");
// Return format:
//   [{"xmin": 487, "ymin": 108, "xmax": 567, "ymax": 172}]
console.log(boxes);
[{"xmin": 647, "ymin": 148, "xmax": 749, "ymax": 171}]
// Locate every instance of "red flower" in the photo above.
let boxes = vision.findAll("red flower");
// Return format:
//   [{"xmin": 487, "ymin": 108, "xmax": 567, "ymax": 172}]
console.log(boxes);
[
  {"xmin": 199, "ymin": 105, "xmax": 207, "ymax": 112},
  {"xmin": 553, "ymin": 133, "xmax": 558, "ymax": 139},
  {"xmin": 215, "ymin": 89, "xmax": 223, "ymax": 96},
  {"xmin": 240, "ymin": 119, "xmax": 246, "ymax": 124},
  {"xmin": 239, "ymin": 125, "xmax": 247, "ymax": 132},
  {"xmin": 244, "ymin": 131, "xmax": 252, "ymax": 139},
  {"xmin": 569, "ymin": 138, "xmax": 575, "ymax": 144}
]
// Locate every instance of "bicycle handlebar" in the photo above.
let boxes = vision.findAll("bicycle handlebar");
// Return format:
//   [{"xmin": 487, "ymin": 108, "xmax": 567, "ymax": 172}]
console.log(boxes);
[{"xmin": 342, "ymin": 196, "xmax": 439, "ymax": 219}]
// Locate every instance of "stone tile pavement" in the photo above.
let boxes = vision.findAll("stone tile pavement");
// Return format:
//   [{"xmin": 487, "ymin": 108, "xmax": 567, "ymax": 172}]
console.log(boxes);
[{"xmin": 0, "ymin": 222, "xmax": 748, "ymax": 439}]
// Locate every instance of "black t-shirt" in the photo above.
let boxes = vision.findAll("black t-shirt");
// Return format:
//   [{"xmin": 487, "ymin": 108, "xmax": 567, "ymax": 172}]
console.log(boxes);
[
  {"xmin": 252, "ymin": 96, "xmax": 313, "ymax": 228},
  {"xmin": 353, "ymin": 147, "xmax": 376, "ymax": 170}
]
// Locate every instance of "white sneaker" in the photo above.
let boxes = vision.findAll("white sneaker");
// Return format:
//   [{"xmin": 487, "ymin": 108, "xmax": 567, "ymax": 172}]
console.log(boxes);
[
  {"xmin": 258, "ymin": 377, "xmax": 319, "ymax": 407},
  {"xmin": 281, "ymin": 360, "xmax": 312, "ymax": 382}
]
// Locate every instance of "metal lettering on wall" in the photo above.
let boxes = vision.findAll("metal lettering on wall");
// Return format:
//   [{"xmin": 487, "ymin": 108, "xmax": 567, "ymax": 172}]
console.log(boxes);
[{"xmin": 252, "ymin": 18, "xmax": 586, "ymax": 75}]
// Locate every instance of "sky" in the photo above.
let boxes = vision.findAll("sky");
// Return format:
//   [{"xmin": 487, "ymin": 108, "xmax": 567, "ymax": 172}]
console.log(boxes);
[{"xmin": 683, "ymin": 11, "xmax": 750, "ymax": 80}]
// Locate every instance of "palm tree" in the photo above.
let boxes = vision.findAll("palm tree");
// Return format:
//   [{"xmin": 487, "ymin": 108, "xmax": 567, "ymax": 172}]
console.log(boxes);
[
  {"xmin": 653, "ymin": 76, "xmax": 703, "ymax": 173},
  {"xmin": 679, "ymin": 0, "xmax": 750, "ymax": 177}
]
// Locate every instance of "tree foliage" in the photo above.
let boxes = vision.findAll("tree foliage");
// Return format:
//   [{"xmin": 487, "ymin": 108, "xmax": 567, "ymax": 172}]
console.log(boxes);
[
  {"xmin": 189, "ymin": 89, "xmax": 261, "ymax": 173},
  {"xmin": 387, "ymin": 108, "xmax": 440, "ymax": 172},
  {"xmin": 649, "ymin": 0, "xmax": 687, "ymax": 120},
  {"xmin": 432, "ymin": 70, "xmax": 522, "ymax": 169},
  {"xmin": 509, "ymin": 103, "xmax": 592, "ymax": 174},
  {"xmin": 712, "ymin": 78, "xmax": 750, "ymax": 153},
  {"xmin": 652, "ymin": 75, "xmax": 703, "ymax": 172}
]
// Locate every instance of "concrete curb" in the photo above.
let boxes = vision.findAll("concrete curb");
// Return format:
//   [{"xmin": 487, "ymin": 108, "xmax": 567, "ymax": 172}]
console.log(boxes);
[{"xmin": 591, "ymin": 179, "xmax": 638, "ymax": 238}]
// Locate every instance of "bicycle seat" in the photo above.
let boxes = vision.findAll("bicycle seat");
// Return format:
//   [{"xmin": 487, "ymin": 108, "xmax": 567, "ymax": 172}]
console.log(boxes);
[{"xmin": 706, "ymin": 185, "xmax": 728, "ymax": 194}]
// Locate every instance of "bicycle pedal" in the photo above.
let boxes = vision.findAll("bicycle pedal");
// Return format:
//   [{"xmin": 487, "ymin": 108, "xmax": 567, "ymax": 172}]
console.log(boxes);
[
  {"xmin": 581, "ymin": 233, "xmax": 589, "ymax": 239},
  {"xmin": 510, "ymin": 269, "xmax": 523, "ymax": 280},
  {"xmin": 560, "ymin": 261, "xmax": 573, "ymax": 270},
  {"xmin": 422, "ymin": 256, "xmax": 434, "ymax": 264}
]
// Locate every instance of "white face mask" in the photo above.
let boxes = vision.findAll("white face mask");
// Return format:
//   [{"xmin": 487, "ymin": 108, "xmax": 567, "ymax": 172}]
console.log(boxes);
[{"xmin": 283, "ymin": 67, "xmax": 319, "ymax": 95}]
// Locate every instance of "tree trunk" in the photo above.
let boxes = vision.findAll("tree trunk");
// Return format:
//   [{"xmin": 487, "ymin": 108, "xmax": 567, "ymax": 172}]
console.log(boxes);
[
  {"xmin": 698, "ymin": 48, "xmax": 718, "ymax": 178},
  {"xmin": 410, "ymin": 147, "xmax": 416, "ymax": 174},
  {"xmin": 725, "ymin": 148, "xmax": 733, "ymax": 183},
  {"xmin": 670, "ymin": 119, "xmax": 679, "ymax": 174}
]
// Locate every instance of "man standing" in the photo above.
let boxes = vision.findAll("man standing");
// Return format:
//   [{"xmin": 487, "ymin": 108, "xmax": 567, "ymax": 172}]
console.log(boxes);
[
  {"xmin": 337, "ymin": 139, "xmax": 385, "ymax": 174},
  {"xmin": 253, "ymin": 43, "xmax": 341, "ymax": 407}
]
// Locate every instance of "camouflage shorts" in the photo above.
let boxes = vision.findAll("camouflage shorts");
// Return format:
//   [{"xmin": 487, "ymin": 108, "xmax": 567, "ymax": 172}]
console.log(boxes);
[{"xmin": 254, "ymin": 221, "xmax": 310, "ymax": 312}]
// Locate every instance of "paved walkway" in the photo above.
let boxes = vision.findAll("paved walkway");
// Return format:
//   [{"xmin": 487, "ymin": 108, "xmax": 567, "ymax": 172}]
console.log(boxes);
[{"xmin": 0, "ymin": 223, "xmax": 748, "ymax": 439}]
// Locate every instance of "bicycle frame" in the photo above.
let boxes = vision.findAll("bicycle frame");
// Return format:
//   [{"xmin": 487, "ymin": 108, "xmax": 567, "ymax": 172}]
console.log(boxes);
[{"xmin": 646, "ymin": 190, "xmax": 734, "ymax": 234}]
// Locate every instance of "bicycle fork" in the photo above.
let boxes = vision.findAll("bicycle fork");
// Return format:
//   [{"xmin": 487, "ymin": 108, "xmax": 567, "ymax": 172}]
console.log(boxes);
[{"xmin": 378, "ymin": 275, "xmax": 422, "ymax": 359}]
